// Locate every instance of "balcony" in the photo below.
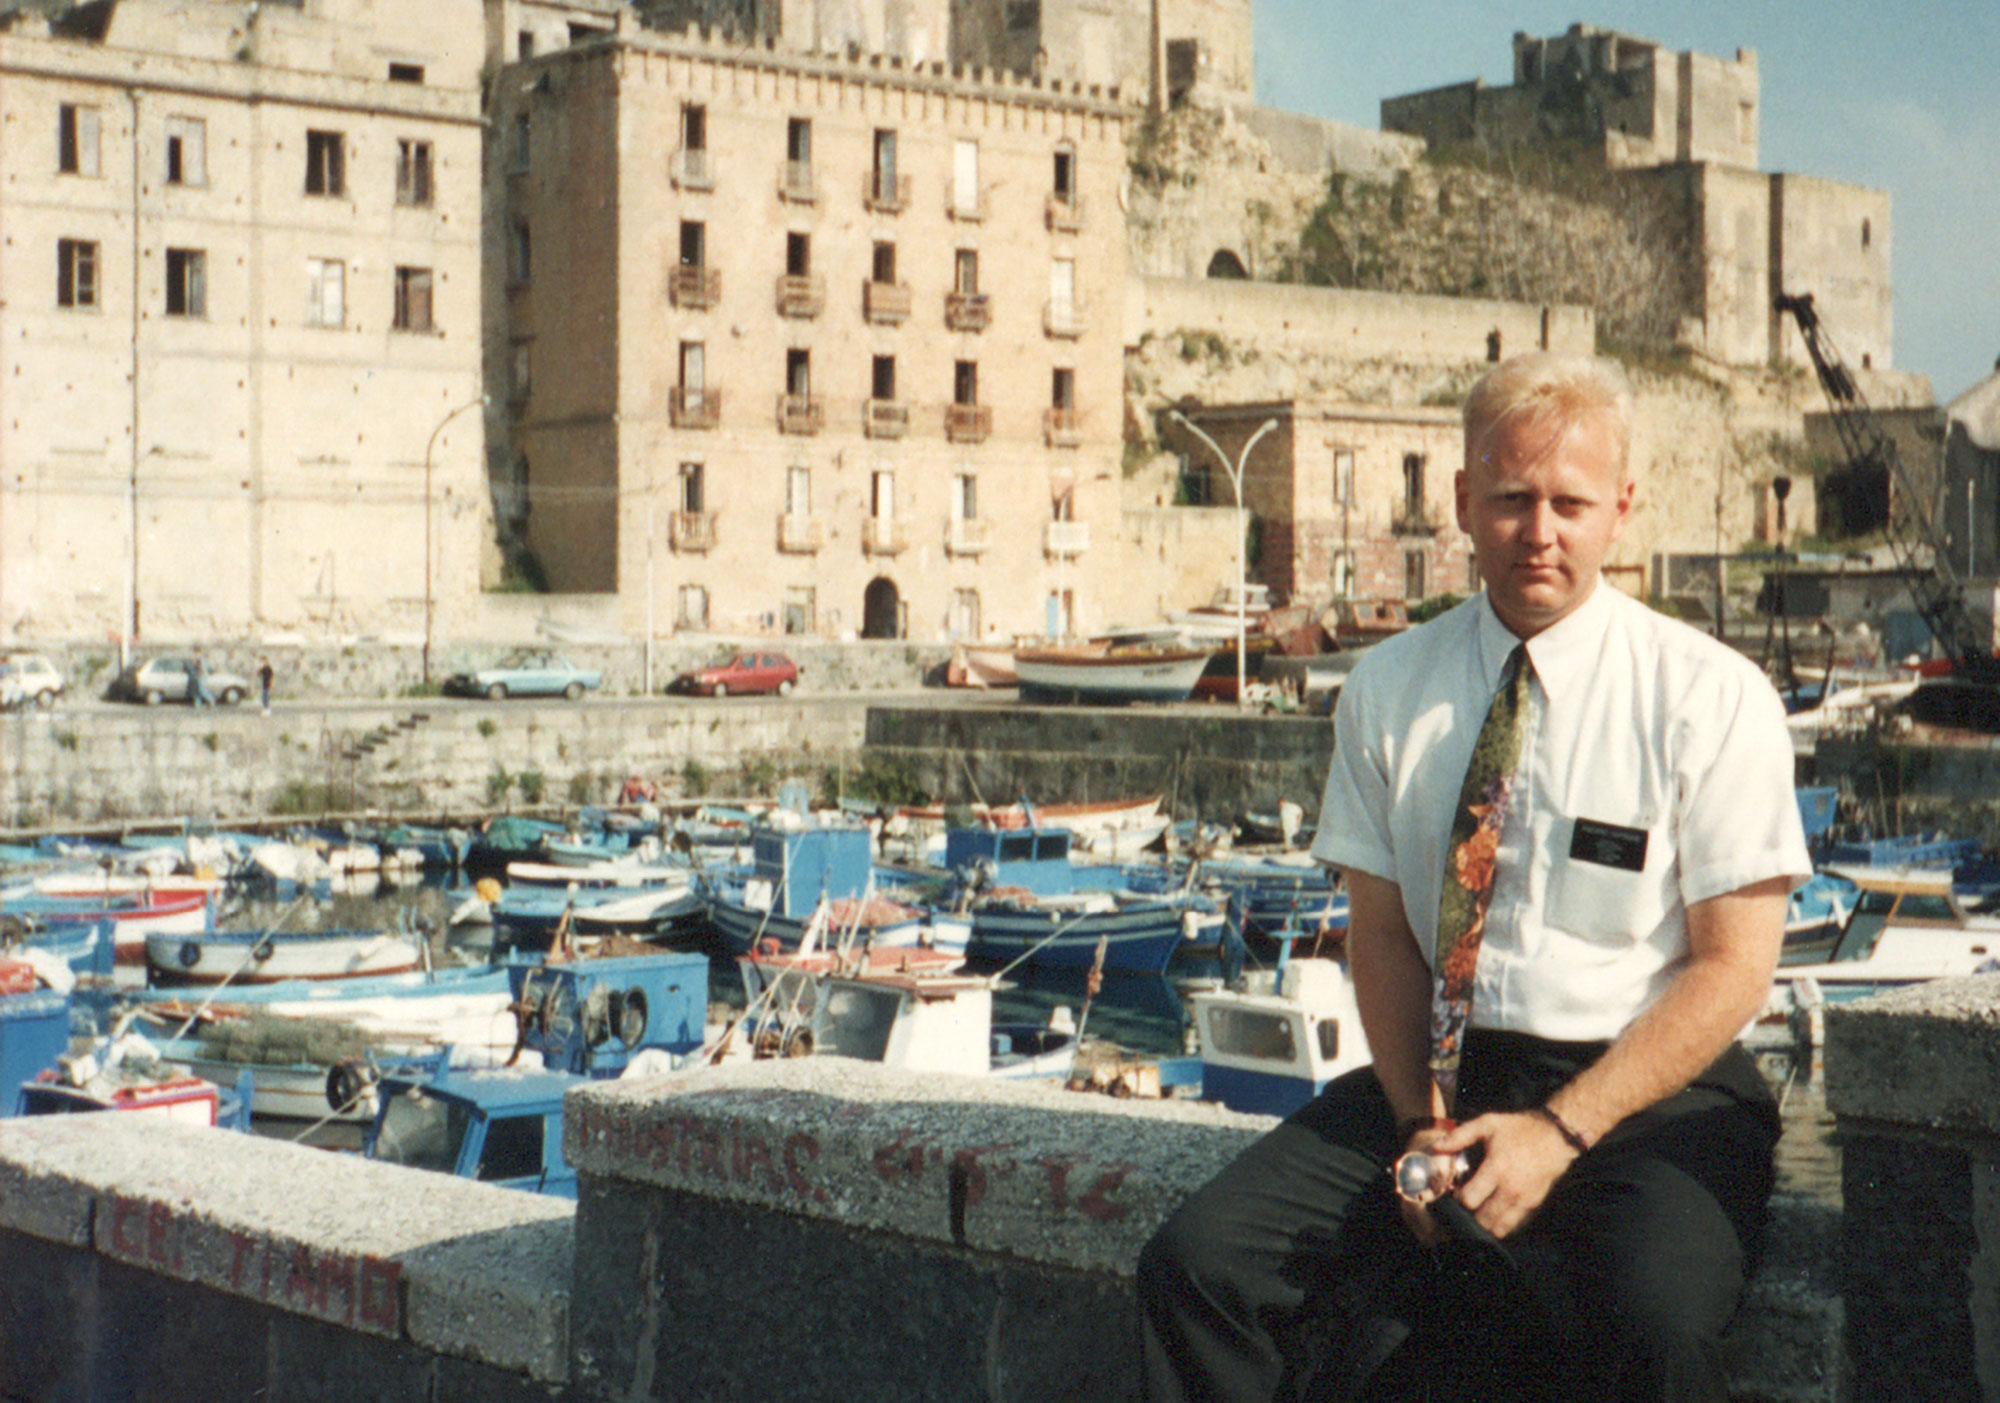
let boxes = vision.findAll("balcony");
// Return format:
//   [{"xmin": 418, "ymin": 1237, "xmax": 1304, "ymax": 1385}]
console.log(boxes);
[
  {"xmin": 946, "ymin": 517, "xmax": 990, "ymax": 557},
  {"xmin": 669, "ymin": 265, "xmax": 721, "ymax": 309},
  {"xmin": 1046, "ymin": 194, "xmax": 1084, "ymax": 233},
  {"xmin": 863, "ymin": 171, "xmax": 910, "ymax": 214},
  {"xmin": 864, "ymin": 280, "xmax": 911, "ymax": 325},
  {"xmin": 1044, "ymin": 407, "xmax": 1083, "ymax": 448},
  {"xmin": 778, "ymin": 513, "xmax": 823, "ymax": 554},
  {"xmin": 946, "ymin": 189, "xmax": 986, "ymax": 222},
  {"xmin": 775, "ymin": 273, "xmax": 825, "ymax": 319},
  {"xmin": 778, "ymin": 160, "xmax": 816, "ymax": 203},
  {"xmin": 945, "ymin": 292, "xmax": 990, "ymax": 333},
  {"xmin": 1043, "ymin": 299, "xmax": 1085, "ymax": 339},
  {"xmin": 776, "ymin": 393, "xmax": 823, "ymax": 435},
  {"xmin": 1390, "ymin": 501, "xmax": 1447, "ymax": 536},
  {"xmin": 669, "ymin": 386, "xmax": 721, "ymax": 429},
  {"xmin": 1045, "ymin": 520, "xmax": 1090, "ymax": 558},
  {"xmin": 945, "ymin": 403, "xmax": 991, "ymax": 445},
  {"xmin": 864, "ymin": 399, "xmax": 910, "ymax": 439},
  {"xmin": 670, "ymin": 510, "xmax": 716, "ymax": 552},
  {"xmin": 862, "ymin": 516, "xmax": 909, "ymax": 556},
  {"xmin": 671, "ymin": 147, "xmax": 715, "ymax": 191}
]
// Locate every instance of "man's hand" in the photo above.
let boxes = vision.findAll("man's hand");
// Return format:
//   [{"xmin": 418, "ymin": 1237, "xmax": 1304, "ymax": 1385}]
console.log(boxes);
[{"xmin": 1428, "ymin": 1111, "xmax": 1581, "ymax": 1239}]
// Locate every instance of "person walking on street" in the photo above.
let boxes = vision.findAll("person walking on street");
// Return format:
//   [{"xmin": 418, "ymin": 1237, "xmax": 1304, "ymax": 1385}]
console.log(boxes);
[
  {"xmin": 1136, "ymin": 352, "xmax": 1810, "ymax": 1402},
  {"xmin": 189, "ymin": 649, "xmax": 214, "ymax": 707},
  {"xmin": 257, "ymin": 656, "xmax": 275, "ymax": 713}
]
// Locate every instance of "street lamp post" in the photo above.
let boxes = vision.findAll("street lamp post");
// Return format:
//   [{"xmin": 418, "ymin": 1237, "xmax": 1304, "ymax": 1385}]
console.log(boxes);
[
  {"xmin": 1169, "ymin": 410, "xmax": 1279, "ymax": 708},
  {"xmin": 423, "ymin": 394, "xmax": 487, "ymax": 685}
]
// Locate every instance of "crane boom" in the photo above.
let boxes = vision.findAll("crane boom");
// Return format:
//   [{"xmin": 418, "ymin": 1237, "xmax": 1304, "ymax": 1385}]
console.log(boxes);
[{"xmin": 1775, "ymin": 292, "xmax": 1998, "ymax": 683}]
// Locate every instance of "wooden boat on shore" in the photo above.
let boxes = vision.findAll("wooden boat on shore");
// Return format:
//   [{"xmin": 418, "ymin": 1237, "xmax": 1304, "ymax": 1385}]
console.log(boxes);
[
  {"xmin": 945, "ymin": 642, "xmax": 1019, "ymax": 688},
  {"xmin": 1013, "ymin": 645, "xmax": 1211, "ymax": 705}
]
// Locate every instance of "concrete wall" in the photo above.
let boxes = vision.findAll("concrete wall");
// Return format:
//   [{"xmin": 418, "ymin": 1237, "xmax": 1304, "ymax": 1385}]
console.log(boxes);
[
  {"xmin": 0, "ymin": 1058, "xmax": 1848, "ymax": 1402},
  {"xmin": 1131, "ymin": 275, "xmax": 1594, "ymax": 369}
]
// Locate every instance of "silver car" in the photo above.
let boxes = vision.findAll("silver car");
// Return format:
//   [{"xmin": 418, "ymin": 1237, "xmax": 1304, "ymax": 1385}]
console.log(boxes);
[{"xmin": 108, "ymin": 656, "xmax": 251, "ymax": 706}]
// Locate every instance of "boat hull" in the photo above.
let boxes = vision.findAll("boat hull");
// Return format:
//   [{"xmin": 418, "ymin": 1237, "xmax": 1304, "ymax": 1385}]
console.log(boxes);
[
  {"xmin": 146, "ymin": 929, "xmax": 422, "ymax": 985},
  {"xmin": 1013, "ymin": 649, "xmax": 1209, "ymax": 705},
  {"xmin": 963, "ymin": 902, "xmax": 1189, "ymax": 974}
]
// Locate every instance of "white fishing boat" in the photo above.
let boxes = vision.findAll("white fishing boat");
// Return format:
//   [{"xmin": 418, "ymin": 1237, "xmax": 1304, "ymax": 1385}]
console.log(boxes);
[
  {"xmin": 1772, "ymin": 866, "xmax": 2000, "ymax": 1002},
  {"xmin": 1187, "ymin": 956, "xmax": 1370, "ymax": 1117},
  {"xmin": 1013, "ymin": 645, "xmax": 1211, "ymax": 705},
  {"xmin": 146, "ymin": 927, "xmax": 424, "ymax": 985}
]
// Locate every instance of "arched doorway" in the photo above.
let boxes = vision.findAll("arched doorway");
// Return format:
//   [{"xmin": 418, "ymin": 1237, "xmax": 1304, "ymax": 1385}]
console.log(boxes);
[
  {"xmin": 1206, "ymin": 249, "xmax": 1248, "ymax": 279},
  {"xmin": 862, "ymin": 577, "xmax": 902, "ymax": 639}
]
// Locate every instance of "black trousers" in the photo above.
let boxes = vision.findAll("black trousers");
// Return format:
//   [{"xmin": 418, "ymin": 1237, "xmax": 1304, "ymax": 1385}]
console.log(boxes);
[{"xmin": 1137, "ymin": 1030, "xmax": 1779, "ymax": 1403}]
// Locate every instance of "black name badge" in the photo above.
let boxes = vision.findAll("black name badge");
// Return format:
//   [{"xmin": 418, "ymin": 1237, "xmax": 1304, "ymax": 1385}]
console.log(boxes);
[{"xmin": 1570, "ymin": 818, "xmax": 1649, "ymax": 872}]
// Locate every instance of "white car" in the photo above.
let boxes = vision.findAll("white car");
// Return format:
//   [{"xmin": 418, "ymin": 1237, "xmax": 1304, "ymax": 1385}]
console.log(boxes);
[{"xmin": 1, "ymin": 654, "xmax": 64, "ymax": 709}]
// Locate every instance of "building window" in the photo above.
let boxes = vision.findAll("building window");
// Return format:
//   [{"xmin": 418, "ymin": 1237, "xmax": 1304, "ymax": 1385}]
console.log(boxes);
[
  {"xmin": 954, "ymin": 249, "xmax": 979, "ymax": 296},
  {"xmin": 952, "ymin": 138, "xmax": 980, "ymax": 216},
  {"xmin": 784, "ymin": 116, "xmax": 812, "ymax": 195},
  {"xmin": 679, "ymin": 341, "xmax": 705, "ymax": 392},
  {"xmin": 1051, "ymin": 367, "xmax": 1075, "ymax": 410},
  {"xmin": 955, "ymin": 472, "xmax": 977, "ymax": 520},
  {"xmin": 786, "ymin": 464, "xmax": 811, "ymax": 517},
  {"xmin": 1402, "ymin": 453, "xmax": 1425, "ymax": 514},
  {"xmin": 679, "ymin": 221, "xmax": 705, "ymax": 268},
  {"xmin": 396, "ymin": 139, "xmax": 433, "ymax": 206},
  {"xmin": 56, "ymin": 238, "xmax": 99, "ymax": 308},
  {"xmin": 871, "ymin": 469, "xmax": 896, "ymax": 520},
  {"xmin": 393, "ymin": 266, "xmax": 434, "ymax": 332},
  {"xmin": 679, "ymin": 462, "xmax": 705, "ymax": 515},
  {"xmin": 954, "ymin": 361, "xmax": 978, "ymax": 406},
  {"xmin": 510, "ymin": 112, "xmax": 531, "ymax": 173},
  {"xmin": 165, "ymin": 116, "xmax": 206, "ymax": 186},
  {"xmin": 783, "ymin": 585, "xmax": 815, "ymax": 635},
  {"xmin": 306, "ymin": 257, "xmax": 345, "ymax": 327},
  {"xmin": 872, "ymin": 355, "xmax": 896, "ymax": 401},
  {"xmin": 305, "ymin": 129, "xmax": 346, "ymax": 196},
  {"xmin": 681, "ymin": 103, "xmax": 707, "ymax": 153},
  {"xmin": 1332, "ymin": 448, "xmax": 1355, "ymax": 507},
  {"xmin": 1331, "ymin": 549, "xmax": 1354, "ymax": 599},
  {"xmin": 517, "ymin": 31, "xmax": 535, "ymax": 59},
  {"xmin": 1053, "ymin": 143, "xmax": 1076, "ymax": 202},
  {"xmin": 388, "ymin": 62, "xmax": 425, "ymax": 84},
  {"xmin": 786, "ymin": 231, "xmax": 810, "ymax": 277},
  {"xmin": 952, "ymin": 589, "xmax": 981, "ymax": 640},
  {"xmin": 677, "ymin": 583, "xmax": 709, "ymax": 629},
  {"xmin": 57, "ymin": 104, "xmax": 100, "ymax": 177},
  {"xmin": 786, "ymin": 348, "xmax": 811, "ymax": 398},
  {"xmin": 1861, "ymin": 218, "xmax": 1872, "ymax": 251},
  {"xmin": 873, "ymin": 242, "xmax": 896, "ymax": 283},
  {"xmin": 165, "ymin": 248, "xmax": 206, "ymax": 318},
  {"xmin": 1404, "ymin": 550, "xmax": 1427, "ymax": 601},
  {"xmin": 509, "ymin": 221, "xmax": 531, "ymax": 283},
  {"xmin": 510, "ymin": 341, "xmax": 532, "ymax": 401},
  {"xmin": 869, "ymin": 128, "xmax": 899, "ymax": 204}
]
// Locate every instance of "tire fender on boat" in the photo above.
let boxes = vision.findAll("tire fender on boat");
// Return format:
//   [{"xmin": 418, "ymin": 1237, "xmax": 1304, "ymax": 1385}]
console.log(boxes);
[
  {"xmin": 612, "ymin": 988, "xmax": 649, "ymax": 1048},
  {"xmin": 251, "ymin": 935, "xmax": 276, "ymax": 962},
  {"xmin": 177, "ymin": 941, "xmax": 202, "ymax": 969},
  {"xmin": 326, "ymin": 1059, "xmax": 376, "ymax": 1113}
]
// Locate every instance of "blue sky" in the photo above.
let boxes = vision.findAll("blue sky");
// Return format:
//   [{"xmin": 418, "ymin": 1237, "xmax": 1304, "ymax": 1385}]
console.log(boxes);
[{"xmin": 1252, "ymin": 1, "xmax": 2000, "ymax": 402}]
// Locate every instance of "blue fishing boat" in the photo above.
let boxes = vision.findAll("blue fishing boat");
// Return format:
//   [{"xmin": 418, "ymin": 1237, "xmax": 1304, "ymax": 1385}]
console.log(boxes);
[
  {"xmin": 707, "ymin": 822, "xmax": 968, "ymax": 956},
  {"xmin": 946, "ymin": 826, "xmax": 1225, "ymax": 975}
]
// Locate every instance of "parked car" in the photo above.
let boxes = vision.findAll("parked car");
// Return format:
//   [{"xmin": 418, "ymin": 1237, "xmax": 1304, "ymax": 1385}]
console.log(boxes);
[
  {"xmin": 442, "ymin": 650, "xmax": 602, "ymax": 701},
  {"xmin": 0, "ymin": 654, "xmax": 65, "ymax": 710},
  {"xmin": 107, "ymin": 656, "xmax": 250, "ymax": 706},
  {"xmin": 667, "ymin": 651, "xmax": 798, "ymax": 698}
]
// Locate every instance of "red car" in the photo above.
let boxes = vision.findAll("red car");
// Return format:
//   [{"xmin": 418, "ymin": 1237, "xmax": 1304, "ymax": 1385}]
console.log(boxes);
[{"xmin": 668, "ymin": 651, "xmax": 798, "ymax": 698}]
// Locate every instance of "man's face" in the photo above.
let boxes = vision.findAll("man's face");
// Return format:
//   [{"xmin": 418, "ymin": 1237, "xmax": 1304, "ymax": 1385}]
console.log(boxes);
[{"xmin": 1455, "ymin": 409, "xmax": 1632, "ymax": 638}]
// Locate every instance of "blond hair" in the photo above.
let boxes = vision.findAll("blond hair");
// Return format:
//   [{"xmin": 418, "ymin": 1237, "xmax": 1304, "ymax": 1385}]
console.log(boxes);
[{"xmin": 1463, "ymin": 352, "xmax": 1634, "ymax": 481}]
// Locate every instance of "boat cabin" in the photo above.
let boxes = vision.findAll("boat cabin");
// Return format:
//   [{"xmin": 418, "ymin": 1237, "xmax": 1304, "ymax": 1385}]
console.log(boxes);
[
  {"xmin": 743, "ymin": 823, "xmax": 874, "ymax": 918},
  {"xmin": 366, "ymin": 1065, "xmax": 578, "ymax": 1198},
  {"xmin": 1188, "ymin": 958, "xmax": 1369, "ymax": 1117},
  {"xmin": 945, "ymin": 825, "xmax": 1078, "ymax": 896},
  {"xmin": 506, "ymin": 949, "xmax": 708, "ymax": 1076},
  {"xmin": 1784, "ymin": 869, "xmax": 1985, "ymax": 969},
  {"xmin": 1, "ymin": 977, "xmax": 72, "ymax": 1112}
]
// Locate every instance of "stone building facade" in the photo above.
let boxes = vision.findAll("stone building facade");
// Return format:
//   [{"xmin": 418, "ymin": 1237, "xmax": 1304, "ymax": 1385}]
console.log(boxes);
[
  {"xmin": 1162, "ymin": 401, "xmax": 1470, "ymax": 611},
  {"xmin": 489, "ymin": 29, "xmax": 1130, "ymax": 642},
  {"xmin": 0, "ymin": 0, "xmax": 486, "ymax": 646},
  {"xmin": 1380, "ymin": 22, "xmax": 1893, "ymax": 373}
]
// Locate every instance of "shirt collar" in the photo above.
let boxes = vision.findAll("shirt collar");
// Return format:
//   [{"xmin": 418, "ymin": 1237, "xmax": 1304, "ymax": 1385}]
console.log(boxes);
[{"xmin": 1474, "ymin": 582, "xmax": 1616, "ymax": 702}]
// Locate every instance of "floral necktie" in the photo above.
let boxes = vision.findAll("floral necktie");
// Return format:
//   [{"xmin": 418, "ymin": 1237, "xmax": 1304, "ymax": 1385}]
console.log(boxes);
[{"xmin": 1429, "ymin": 643, "xmax": 1532, "ymax": 1112}]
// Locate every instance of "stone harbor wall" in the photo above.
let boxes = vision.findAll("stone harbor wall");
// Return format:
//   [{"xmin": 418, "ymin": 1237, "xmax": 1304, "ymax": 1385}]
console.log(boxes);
[{"xmin": 0, "ymin": 1060, "xmax": 1848, "ymax": 1403}]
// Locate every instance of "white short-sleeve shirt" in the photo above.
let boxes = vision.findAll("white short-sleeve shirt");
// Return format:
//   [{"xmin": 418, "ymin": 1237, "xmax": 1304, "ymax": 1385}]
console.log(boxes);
[{"xmin": 1310, "ymin": 585, "xmax": 1811, "ymax": 1042}]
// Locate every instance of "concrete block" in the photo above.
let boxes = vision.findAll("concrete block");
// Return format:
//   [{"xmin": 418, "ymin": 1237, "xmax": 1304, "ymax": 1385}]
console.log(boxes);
[
  {"xmin": 565, "ymin": 1059, "xmax": 1273, "ymax": 1275},
  {"xmin": 1824, "ymin": 975, "xmax": 2000, "ymax": 1133},
  {"xmin": 0, "ymin": 1116, "xmax": 575, "ymax": 1383}
]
